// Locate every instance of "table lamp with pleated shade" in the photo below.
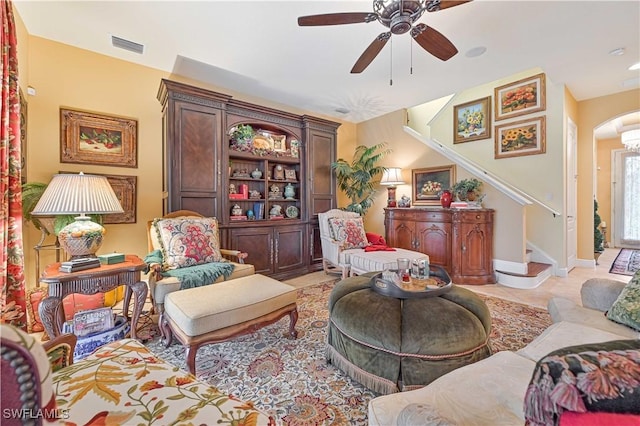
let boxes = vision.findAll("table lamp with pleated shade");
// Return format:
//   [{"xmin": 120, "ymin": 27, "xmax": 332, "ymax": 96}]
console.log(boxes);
[{"xmin": 31, "ymin": 173, "xmax": 124, "ymax": 259}]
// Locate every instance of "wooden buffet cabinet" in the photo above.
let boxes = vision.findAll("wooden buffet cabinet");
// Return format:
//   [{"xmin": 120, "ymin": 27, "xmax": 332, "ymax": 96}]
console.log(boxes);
[
  {"xmin": 157, "ymin": 79, "xmax": 340, "ymax": 280},
  {"xmin": 384, "ymin": 207, "xmax": 495, "ymax": 284}
]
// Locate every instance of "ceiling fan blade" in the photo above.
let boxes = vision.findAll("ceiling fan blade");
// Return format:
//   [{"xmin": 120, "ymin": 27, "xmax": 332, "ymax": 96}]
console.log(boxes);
[
  {"xmin": 298, "ymin": 12, "xmax": 376, "ymax": 26},
  {"xmin": 411, "ymin": 23, "xmax": 458, "ymax": 61},
  {"xmin": 426, "ymin": 0, "xmax": 472, "ymax": 12},
  {"xmin": 350, "ymin": 32, "xmax": 391, "ymax": 73}
]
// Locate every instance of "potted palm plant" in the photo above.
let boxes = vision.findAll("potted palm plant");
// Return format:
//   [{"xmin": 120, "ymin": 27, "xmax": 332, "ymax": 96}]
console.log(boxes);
[{"xmin": 331, "ymin": 143, "xmax": 391, "ymax": 216}]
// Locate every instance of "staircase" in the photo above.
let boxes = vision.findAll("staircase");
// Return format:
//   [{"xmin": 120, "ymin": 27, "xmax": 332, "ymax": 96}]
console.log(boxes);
[{"xmin": 495, "ymin": 250, "xmax": 552, "ymax": 289}]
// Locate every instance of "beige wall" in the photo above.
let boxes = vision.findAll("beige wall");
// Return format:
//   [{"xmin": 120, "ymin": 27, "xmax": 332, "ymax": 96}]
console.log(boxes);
[{"xmin": 18, "ymin": 31, "xmax": 356, "ymax": 289}]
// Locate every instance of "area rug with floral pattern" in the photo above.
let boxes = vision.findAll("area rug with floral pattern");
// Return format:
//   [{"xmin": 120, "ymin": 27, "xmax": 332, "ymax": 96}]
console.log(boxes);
[
  {"xmin": 144, "ymin": 279, "xmax": 552, "ymax": 426},
  {"xmin": 610, "ymin": 248, "xmax": 640, "ymax": 276}
]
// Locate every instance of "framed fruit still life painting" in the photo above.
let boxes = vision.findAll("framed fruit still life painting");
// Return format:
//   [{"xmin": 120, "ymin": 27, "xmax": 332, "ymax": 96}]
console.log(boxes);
[{"xmin": 60, "ymin": 108, "xmax": 138, "ymax": 168}]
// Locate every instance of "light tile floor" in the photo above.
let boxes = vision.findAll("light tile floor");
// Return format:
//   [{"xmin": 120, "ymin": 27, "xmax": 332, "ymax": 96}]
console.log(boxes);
[{"xmin": 285, "ymin": 248, "xmax": 631, "ymax": 309}]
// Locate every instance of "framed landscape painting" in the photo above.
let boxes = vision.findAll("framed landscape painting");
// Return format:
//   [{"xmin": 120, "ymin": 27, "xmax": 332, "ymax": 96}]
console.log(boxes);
[
  {"xmin": 60, "ymin": 108, "xmax": 138, "ymax": 168},
  {"xmin": 412, "ymin": 165, "xmax": 456, "ymax": 206},
  {"xmin": 494, "ymin": 116, "xmax": 546, "ymax": 159},
  {"xmin": 494, "ymin": 73, "xmax": 546, "ymax": 121},
  {"xmin": 453, "ymin": 96, "xmax": 491, "ymax": 143}
]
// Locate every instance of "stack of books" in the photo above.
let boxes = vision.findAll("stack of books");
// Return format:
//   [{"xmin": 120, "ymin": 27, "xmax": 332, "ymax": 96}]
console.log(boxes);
[{"xmin": 59, "ymin": 257, "xmax": 102, "ymax": 273}]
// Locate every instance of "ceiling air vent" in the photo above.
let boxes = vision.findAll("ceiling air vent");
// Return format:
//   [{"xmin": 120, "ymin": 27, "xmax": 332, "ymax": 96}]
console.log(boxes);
[{"xmin": 111, "ymin": 35, "xmax": 144, "ymax": 54}]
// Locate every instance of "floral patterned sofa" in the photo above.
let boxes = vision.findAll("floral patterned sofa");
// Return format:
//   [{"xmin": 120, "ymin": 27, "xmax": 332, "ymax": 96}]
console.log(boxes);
[{"xmin": 0, "ymin": 324, "xmax": 274, "ymax": 425}]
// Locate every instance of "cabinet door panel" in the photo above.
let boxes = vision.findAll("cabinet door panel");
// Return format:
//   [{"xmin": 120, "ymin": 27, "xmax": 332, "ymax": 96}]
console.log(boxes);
[
  {"xmin": 387, "ymin": 221, "xmax": 415, "ymax": 250},
  {"xmin": 416, "ymin": 222, "xmax": 452, "ymax": 271},
  {"xmin": 229, "ymin": 227, "xmax": 273, "ymax": 275},
  {"xmin": 274, "ymin": 226, "xmax": 305, "ymax": 273}
]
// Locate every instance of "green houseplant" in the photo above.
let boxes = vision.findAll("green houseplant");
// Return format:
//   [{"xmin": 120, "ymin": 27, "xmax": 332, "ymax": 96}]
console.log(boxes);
[
  {"xmin": 452, "ymin": 178, "xmax": 483, "ymax": 202},
  {"xmin": 594, "ymin": 199, "xmax": 604, "ymax": 263},
  {"xmin": 331, "ymin": 143, "xmax": 391, "ymax": 216}
]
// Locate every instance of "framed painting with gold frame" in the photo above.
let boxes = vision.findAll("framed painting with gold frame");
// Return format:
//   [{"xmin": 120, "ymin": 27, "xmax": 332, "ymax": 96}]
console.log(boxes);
[
  {"xmin": 453, "ymin": 96, "xmax": 491, "ymax": 144},
  {"xmin": 412, "ymin": 165, "xmax": 456, "ymax": 206},
  {"xmin": 494, "ymin": 73, "xmax": 546, "ymax": 121},
  {"xmin": 494, "ymin": 116, "xmax": 546, "ymax": 159},
  {"xmin": 60, "ymin": 108, "xmax": 138, "ymax": 168}
]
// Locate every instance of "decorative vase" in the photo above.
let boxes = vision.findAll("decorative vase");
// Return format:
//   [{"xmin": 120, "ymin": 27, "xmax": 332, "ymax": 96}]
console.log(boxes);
[
  {"xmin": 251, "ymin": 168, "xmax": 262, "ymax": 179},
  {"xmin": 440, "ymin": 190, "xmax": 453, "ymax": 208},
  {"xmin": 284, "ymin": 183, "xmax": 295, "ymax": 199}
]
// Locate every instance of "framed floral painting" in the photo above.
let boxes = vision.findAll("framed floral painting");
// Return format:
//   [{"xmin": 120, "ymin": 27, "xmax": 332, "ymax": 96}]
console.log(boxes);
[
  {"xmin": 494, "ymin": 73, "xmax": 546, "ymax": 121},
  {"xmin": 60, "ymin": 108, "xmax": 138, "ymax": 168},
  {"xmin": 494, "ymin": 116, "xmax": 546, "ymax": 159},
  {"xmin": 453, "ymin": 96, "xmax": 491, "ymax": 143},
  {"xmin": 412, "ymin": 165, "xmax": 456, "ymax": 206}
]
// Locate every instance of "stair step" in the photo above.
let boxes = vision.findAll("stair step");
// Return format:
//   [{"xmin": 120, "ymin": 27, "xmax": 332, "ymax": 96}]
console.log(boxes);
[{"xmin": 497, "ymin": 262, "xmax": 551, "ymax": 277}]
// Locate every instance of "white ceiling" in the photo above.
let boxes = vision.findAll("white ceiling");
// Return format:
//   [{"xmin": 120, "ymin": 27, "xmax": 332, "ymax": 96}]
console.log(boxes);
[{"xmin": 13, "ymin": 0, "xmax": 640, "ymax": 125}]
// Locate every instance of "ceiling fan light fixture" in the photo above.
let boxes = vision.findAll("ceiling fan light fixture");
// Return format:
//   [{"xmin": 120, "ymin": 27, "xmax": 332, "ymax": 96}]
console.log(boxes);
[{"xmin": 621, "ymin": 129, "xmax": 640, "ymax": 152}]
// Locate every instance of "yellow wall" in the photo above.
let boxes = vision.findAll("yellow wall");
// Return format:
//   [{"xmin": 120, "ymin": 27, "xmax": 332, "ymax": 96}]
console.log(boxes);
[
  {"xmin": 596, "ymin": 137, "xmax": 624, "ymax": 247},
  {"xmin": 18, "ymin": 32, "xmax": 356, "ymax": 289},
  {"xmin": 576, "ymin": 90, "xmax": 640, "ymax": 259}
]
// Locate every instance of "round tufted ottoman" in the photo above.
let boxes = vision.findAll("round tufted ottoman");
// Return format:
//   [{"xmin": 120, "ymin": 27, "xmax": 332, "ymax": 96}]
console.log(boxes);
[{"xmin": 327, "ymin": 274, "xmax": 492, "ymax": 394}]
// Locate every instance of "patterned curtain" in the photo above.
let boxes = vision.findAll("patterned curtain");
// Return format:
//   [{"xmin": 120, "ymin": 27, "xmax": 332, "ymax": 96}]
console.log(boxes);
[{"xmin": 0, "ymin": 0, "xmax": 26, "ymax": 328}]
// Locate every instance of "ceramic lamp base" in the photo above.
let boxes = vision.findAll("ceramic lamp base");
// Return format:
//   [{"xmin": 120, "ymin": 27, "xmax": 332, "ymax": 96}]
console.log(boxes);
[{"xmin": 57, "ymin": 216, "xmax": 105, "ymax": 260}]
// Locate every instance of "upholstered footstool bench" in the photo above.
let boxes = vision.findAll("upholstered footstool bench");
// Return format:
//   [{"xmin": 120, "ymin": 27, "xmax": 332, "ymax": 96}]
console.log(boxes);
[
  {"xmin": 159, "ymin": 274, "xmax": 298, "ymax": 374},
  {"xmin": 327, "ymin": 274, "xmax": 492, "ymax": 394}
]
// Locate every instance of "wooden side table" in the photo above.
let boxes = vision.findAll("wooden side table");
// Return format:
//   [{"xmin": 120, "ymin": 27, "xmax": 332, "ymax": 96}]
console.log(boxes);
[{"xmin": 38, "ymin": 254, "xmax": 148, "ymax": 340}]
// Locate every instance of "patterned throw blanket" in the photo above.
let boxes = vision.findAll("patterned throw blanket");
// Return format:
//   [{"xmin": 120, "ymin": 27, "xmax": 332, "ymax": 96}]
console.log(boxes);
[{"xmin": 144, "ymin": 250, "xmax": 235, "ymax": 289}]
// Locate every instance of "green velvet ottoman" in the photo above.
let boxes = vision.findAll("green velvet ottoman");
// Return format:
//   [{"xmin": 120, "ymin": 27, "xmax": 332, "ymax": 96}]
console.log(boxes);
[{"xmin": 327, "ymin": 274, "xmax": 492, "ymax": 394}]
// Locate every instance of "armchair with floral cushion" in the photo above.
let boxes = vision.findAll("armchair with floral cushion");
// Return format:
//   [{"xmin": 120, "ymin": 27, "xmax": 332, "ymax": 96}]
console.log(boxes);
[
  {"xmin": 318, "ymin": 209, "xmax": 424, "ymax": 279},
  {"xmin": 145, "ymin": 210, "xmax": 255, "ymax": 314},
  {"xmin": 0, "ymin": 324, "xmax": 274, "ymax": 425}
]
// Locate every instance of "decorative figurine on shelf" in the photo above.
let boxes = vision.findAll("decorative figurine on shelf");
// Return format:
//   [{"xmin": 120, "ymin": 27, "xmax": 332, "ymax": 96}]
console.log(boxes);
[
  {"xmin": 284, "ymin": 183, "xmax": 295, "ymax": 199},
  {"xmin": 269, "ymin": 205, "xmax": 283, "ymax": 218},
  {"xmin": 249, "ymin": 190, "xmax": 262, "ymax": 199},
  {"xmin": 229, "ymin": 184, "xmax": 237, "ymax": 194},
  {"xmin": 231, "ymin": 204, "xmax": 242, "ymax": 216},
  {"xmin": 251, "ymin": 168, "xmax": 263, "ymax": 179},
  {"xmin": 398, "ymin": 195, "xmax": 411, "ymax": 208},
  {"xmin": 247, "ymin": 210, "xmax": 255, "ymax": 220},
  {"xmin": 268, "ymin": 184, "xmax": 282, "ymax": 199}
]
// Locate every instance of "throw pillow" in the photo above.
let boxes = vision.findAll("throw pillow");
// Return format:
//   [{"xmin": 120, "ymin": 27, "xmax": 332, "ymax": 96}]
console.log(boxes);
[
  {"xmin": 524, "ymin": 339, "xmax": 640, "ymax": 426},
  {"xmin": 152, "ymin": 217, "xmax": 223, "ymax": 270},
  {"xmin": 328, "ymin": 217, "xmax": 369, "ymax": 249},
  {"xmin": 606, "ymin": 269, "xmax": 640, "ymax": 331}
]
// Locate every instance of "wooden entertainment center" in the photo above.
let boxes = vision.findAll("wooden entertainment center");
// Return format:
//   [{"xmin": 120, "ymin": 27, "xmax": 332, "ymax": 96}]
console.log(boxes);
[
  {"xmin": 384, "ymin": 207, "xmax": 495, "ymax": 284},
  {"xmin": 157, "ymin": 79, "xmax": 340, "ymax": 280}
]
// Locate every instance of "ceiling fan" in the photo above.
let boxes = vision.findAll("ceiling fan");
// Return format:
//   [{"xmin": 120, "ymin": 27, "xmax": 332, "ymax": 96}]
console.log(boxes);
[{"xmin": 298, "ymin": 0, "xmax": 471, "ymax": 73}]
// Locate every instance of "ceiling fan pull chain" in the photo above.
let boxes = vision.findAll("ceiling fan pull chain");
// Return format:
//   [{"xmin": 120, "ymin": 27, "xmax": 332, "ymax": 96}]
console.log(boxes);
[
  {"xmin": 389, "ymin": 37, "xmax": 393, "ymax": 85},
  {"xmin": 410, "ymin": 35, "xmax": 414, "ymax": 75}
]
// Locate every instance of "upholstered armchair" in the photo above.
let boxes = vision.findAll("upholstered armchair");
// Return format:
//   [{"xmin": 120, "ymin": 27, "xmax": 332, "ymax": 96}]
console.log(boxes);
[
  {"xmin": 146, "ymin": 210, "xmax": 255, "ymax": 314},
  {"xmin": 318, "ymin": 209, "xmax": 425, "ymax": 279}
]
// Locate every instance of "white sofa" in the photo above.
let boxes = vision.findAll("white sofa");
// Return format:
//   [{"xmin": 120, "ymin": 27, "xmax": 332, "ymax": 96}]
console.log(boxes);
[{"xmin": 368, "ymin": 276, "xmax": 639, "ymax": 425}]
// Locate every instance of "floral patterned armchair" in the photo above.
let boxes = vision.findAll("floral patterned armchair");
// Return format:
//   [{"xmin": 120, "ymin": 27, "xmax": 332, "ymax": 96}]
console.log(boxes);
[{"xmin": 0, "ymin": 324, "xmax": 274, "ymax": 425}]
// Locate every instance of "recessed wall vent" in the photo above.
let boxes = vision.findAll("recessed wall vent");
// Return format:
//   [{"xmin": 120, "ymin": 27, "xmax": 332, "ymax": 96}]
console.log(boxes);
[{"xmin": 111, "ymin": 35, "xmax": 144, "ymax": 54}]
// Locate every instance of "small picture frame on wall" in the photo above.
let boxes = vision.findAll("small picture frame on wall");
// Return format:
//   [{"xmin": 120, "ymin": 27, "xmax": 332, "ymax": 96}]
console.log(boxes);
[
  {"xmin": 494, "ymin": 73, "xmax": 546, "ymax": 121},
  {"xmin": 494, "ymin": 116, "xmax": 546, "ymax": 159},
  {"xmin": 453, "ymin": 96, "xmax": 491, "ymax": 144},
  {"xmin": 60, "ymin": 108, "xmax": 138, "ymax": 168}
]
